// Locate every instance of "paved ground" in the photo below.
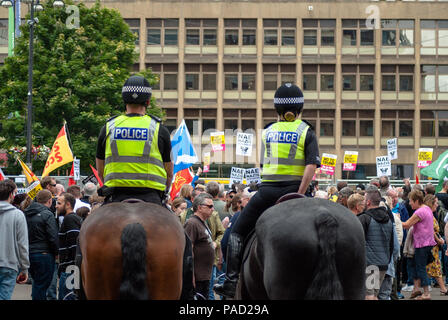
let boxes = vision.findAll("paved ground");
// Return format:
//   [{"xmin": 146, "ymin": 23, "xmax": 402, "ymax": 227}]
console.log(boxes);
[{"xmin": 11, "ymin": 281, "xmax": 448, "ymax": 300}]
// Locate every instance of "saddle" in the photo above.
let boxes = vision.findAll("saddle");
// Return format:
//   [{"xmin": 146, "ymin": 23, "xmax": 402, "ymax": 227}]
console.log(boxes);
[{"xmin": 242, "ymin": 193, "xmax": 306, "ymax": 263}]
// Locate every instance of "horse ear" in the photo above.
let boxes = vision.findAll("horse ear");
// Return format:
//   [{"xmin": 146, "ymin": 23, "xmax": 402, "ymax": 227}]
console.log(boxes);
[{"xmin": 275, "ymin": 193, "xmax": 305, "ymax": 205}]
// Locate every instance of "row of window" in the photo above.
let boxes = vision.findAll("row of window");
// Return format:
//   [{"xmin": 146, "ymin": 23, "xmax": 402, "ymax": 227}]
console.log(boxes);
[
  {"xmin": 117, "ymin": 18, "xmax": 448, "ymax": 49},
  {"xmin": 164, "ymin": 110, "xmax": 448, "ymax": 138},
  {"xmin": 148, "ymin": 63, "xmax": 448, "ymax": 95}
]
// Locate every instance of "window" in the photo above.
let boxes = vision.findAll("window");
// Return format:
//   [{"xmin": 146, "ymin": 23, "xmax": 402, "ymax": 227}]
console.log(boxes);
[
  {"xmin": 202, "ymin": 65, "xmax": 217, "ymax": 91},
  {"xmin": 147, "ymin": 64, "xmax": 178, "ymax": 91},
  {"xmin": 225, "ymin": 74, "xmax": 238, "ymax": 90},
  {"xmin": 381, "ymin": 65, "xmax": 414, "ymax": 94},
  {"xmin": 243, "ymin": 29, "xmax": 256, "ymax": 45},
  {"xmin": 320, "ymin": 120, "xmax": 334, "ymax": 136},
  {"xmin": 343, "ymin": 30, "xmax": 357, "ymax": 46},
  {"xmin": 125, "ymin": 19, "xmax": 140, "ymax": 45},
  {"xmin": 225, "ymin": 29, "xmax": 239, "ymax": 45},
  {"xmin": 264, "ymin": 19, "xmax": 295, "ymax": 47},
  {"xmin": 421, "ymin": 65, "xmax": 448, "ymax": 98},
  {"xmin": 381, "ymin": 19, "xmax": 414, "ymax": 48},
  {"xmin": 360, "ymin": 75, "xmax": 374, "ymax": 91},
  {"xmin": 360, "ymin": 120, "xmax": 374, "ymax": 137},
  {"xmin": 343, "ymin": 75, "xmax": 356, "ymax": 91},
  {"xmin": 225, "ymin": 119, "xmax": 238, "ymax": 131},
  {"xmin": 342, "ymin": 120, "xmax": 356, "ymax": 136},
  {"xmin": 303, "ymin": 19, "xmax": 335, "ymax": 47},
  {"xmin": 242, "ymin": 74, "xmax": 255, "ymax": 90},
  {"xmin": 224, "ymin": 64, "xmax": 256, "ymax": 94},
  {"xmin": 147, "ymin": 19, "xmax": 179, "ymax": 46},
  {"xmin": 381, "ymin": 110, "xmax": 414, "ymax": 137},
  {"xmin": 400, "ymin": 75, "xmax": 413, "ymax": 91},
  {"xmin": 421, "ymin": 111, "xmax": 436, "ymax": 137},
  {"xmin": 0, "ymin": 19, "xmax": 7, "ymax": 46},
  {"xmin": 185, "ymin": 19, "xmax": 217, "ymax": 46},
  {"xmin": 164, "ymin": 74, "xmax": 177, "ymax": 90},
  {"xmin": 321, "ymin": 75, "xmax": 334, "ymax": 91},
  {"xmin": 382, "ymin": 75, "xmax": 396, "ymax": 91},
  {"xmin": 263, "ymin": 64, "xmax": 296, "ymax": 90},
  {"xmin": 382, "ymin": 121, "xmax": 396, "ymax": 137},
  {"xmin": 185, "ymin": 74, "xmax": 199, "ymax": 90},
  {"xmin": 421, "ymin": 20, "xmax": 448, "ymax": 50},
  {"xmin": 303, "ymin": 74, "xmax": 317, "ymax": 91}
]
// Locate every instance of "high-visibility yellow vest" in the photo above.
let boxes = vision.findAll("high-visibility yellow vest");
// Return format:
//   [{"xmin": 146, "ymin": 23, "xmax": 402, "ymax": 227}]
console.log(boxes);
[
  {"xmin": 103, "ymin": 114, "xmax": 167, "ymax": 191},
  {"xmin": 261, "ymin": 119, "xmax": 309, "ymax": 182}
]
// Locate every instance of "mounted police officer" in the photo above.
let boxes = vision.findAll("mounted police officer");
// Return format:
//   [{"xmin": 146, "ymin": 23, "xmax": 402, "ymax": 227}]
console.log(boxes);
[
  {"xmin": 85, "ymin": 76, "xmax": 193, "ymax": 300},
  {"xmin": 214, "ymin": 83, "xmax": 321, "ymax": 298},
  {"xmin": 96, "ymin": 75, "xmax": 173, "ymax": 204}
]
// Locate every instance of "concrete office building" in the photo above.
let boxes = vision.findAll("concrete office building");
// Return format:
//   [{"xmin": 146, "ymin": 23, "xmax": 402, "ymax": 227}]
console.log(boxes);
[{"xmin": 1, "ymin": 0, "xmax": 448, "ymax": 180}]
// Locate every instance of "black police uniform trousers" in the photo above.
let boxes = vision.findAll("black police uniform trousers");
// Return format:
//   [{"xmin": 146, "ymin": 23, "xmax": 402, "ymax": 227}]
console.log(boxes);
[
  {"xmin": 215, "ymin": 181, "xmax": 303, "ymax": 297},
  {"xmin": 231, "ymin": 182, "xmax": 301, "ymax": 237}
]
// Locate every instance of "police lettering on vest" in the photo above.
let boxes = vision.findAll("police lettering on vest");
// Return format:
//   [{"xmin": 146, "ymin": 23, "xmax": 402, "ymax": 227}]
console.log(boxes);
[
  {"xmin": 114, "ymin": 127, "xmax": 149, "ymax": 141},
  {"xmin": 265, "ymin": 131, "xmax": 298, "ymax": 144}
]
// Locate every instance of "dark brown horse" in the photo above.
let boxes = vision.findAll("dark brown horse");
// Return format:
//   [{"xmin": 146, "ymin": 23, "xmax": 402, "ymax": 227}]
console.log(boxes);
[
  {"xmin": 79, "ymin": 201, "xmax": 185, "ymax": 299},
  {"xmin": 236, "ymin": 196, "xmax": 366, "ymax": 300}
]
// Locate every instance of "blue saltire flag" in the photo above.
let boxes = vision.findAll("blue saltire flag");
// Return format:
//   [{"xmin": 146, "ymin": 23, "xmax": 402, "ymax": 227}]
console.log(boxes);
[{"xmin": 171, "ymin": 119, "xmax": 198, "ymax": 175}]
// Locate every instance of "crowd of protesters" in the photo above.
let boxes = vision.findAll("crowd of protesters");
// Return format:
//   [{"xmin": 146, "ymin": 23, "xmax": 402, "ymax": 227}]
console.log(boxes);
[
  {"xmin": 0, "ymin": 178, "xmax": 104, "ymax": 300},
  {"xmin": 1, "ymin": 171, "xmax": 448, "ymax": 301}
]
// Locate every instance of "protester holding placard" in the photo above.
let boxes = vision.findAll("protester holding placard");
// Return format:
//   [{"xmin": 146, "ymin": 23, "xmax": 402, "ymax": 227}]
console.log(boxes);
[{"xmin": 214, "ymin": 83, "xmax": 320, "ymax": 298}]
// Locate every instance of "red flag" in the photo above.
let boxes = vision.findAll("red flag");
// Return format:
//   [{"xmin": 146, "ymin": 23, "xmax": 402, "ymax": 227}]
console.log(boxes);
[
  {"xmin": 170, "ymin": 168, "xmax": 193, "ymax": 200},
  {"xmin": 0, "ymin": 167, "xmax": 5, "ymax": 181},
  {"xmin": 90, "ymin": 164, "xmax": 103, "ymax": 187},
  {"xmin": 416, "ymin": 174, "xmax": 419, "ymax": 185},
  {"xmin": 68, "ymin": 162, "xmax": 76, "ymax": 186}
]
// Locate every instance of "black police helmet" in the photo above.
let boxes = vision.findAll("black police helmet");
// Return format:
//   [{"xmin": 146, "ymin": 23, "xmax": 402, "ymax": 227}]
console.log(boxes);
[
  {"xmin": 122, "ymin": 75, "xmax": 152, "ymax": 105},
  {"xmin": 274, "ymin": 83, "xmax": 304, "ymax": 116}
]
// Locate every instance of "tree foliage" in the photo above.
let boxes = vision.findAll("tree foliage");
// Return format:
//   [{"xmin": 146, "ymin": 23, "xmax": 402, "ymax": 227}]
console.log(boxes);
[{"xmin": 0, "ymin": 0, "xmax": 163, "ymax": 175}]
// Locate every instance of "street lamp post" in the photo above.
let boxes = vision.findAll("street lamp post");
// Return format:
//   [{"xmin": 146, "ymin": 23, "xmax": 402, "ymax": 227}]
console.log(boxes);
[{"xmin": 1, "ymin": 0, "xmax": 64, "ymax": 168}]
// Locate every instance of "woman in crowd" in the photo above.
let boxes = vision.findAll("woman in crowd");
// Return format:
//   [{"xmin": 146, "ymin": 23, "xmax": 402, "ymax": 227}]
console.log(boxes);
[
  {"xmin": 402, "ymin": 190, "xmax": 437, "ymax": 300},
  {"xmin": 171, "ymin": 197, "xmax": 187, "ymax": 220},
  {"xmin": 423, "ymin": 194, "xmax": 448, "ymax": 295}
]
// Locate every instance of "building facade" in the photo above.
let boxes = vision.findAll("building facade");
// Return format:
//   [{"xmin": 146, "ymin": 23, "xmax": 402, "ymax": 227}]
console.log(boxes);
[{"xmin": 1, "ymin": 0, "xmax": 448, "ymax": 180}]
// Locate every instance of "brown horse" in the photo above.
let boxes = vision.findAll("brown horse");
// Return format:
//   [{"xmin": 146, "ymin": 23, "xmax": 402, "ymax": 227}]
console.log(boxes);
[{"xmin": 79, "ymin": 201, "xmax": 185, "ymax": 299}]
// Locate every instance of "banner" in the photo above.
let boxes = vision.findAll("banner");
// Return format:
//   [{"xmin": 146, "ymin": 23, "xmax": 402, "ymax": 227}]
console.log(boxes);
[
  {"xmin": 421, "ymin": 149, "xmax": 448, "ymax": 192},
  {"xmin": 376, "ymin": 155, "xmax": 391, "ymax": 177},
  {"xmin": 42, "ymin": 124, "xmax": 74, "ymax": 178},
  {"xmin": 171, "ymin": 120, "xmax": 198, "ymax": 175},
  {"xmin": 343, "ymin": 151, "xmax": 358, "ymax": 171},
  {"xmin": 236, "ymin": 132, "xmax": 253, "ymax": 157},
  {"xmin": 26, "ymin": 180, "xmax": 42, "ymax": 200},
  {"xmin": 229, "ymin": 167, "xmax": 245, "ymax": 187},
  {"xmin": 387, "ymin": 138, "xmax": 398, "ymax": 160},
  {"xmin": 321, "ymin": 153, "xmax": 337, "ymax": 176},
  {"xmin": 0, "ymin": 167, "xmax": 5, "ymax": 181},
  {"xmin": 203, "ymin": 152, "xmax": 211, "ymax": 173},
  {"xmin": 245, "ymin": 168, "xmax": 261, "ymax": 185},
  {"xmin": 89, "ymin": 164, "xmax": 103, "ymax": 187},
  {"xmin": 170, "ymin": 168, "xmax": 193, "ymax": 200},
  {"xmin": 18, "ymin": 159, "xmax": 41, "ymax": 199},
  {"xmin": 418, "ymin": 148, "xmax": 433, "ymax": 168},
  {"xmin": 211, "ymin": 131, "xmax": 225, "ymax": 152},
  {"xmin": 18, "ymin": 159, "xmax": 39, "ymax": 185}
]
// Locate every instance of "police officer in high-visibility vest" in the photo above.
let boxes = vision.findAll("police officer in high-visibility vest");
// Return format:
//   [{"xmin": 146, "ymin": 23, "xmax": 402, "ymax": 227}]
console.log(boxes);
[
  {"xmin": 94, "ymin": 76, "xmax": 194, "ymax": 300},
  {"xmin": 96, "ymin": 75, "xmax": 173, "ymax": 204},
  {"xmin": 214, "ymin": 83, "xmax": 321, "ymax": 298}
]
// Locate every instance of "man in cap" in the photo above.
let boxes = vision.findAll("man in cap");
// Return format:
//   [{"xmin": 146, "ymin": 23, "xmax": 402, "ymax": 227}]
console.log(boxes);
[{"xmin": 214, "ymin": 83, "xmax": 321, "ymax": 298}]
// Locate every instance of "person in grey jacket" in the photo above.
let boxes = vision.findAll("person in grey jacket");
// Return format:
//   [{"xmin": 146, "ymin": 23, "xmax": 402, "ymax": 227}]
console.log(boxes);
[
  {"xmin": 0, "ymin": 180, "xmax": 30, "ymax": 300},
  {"xmin": 24, "ymin": 189, "xmax": 59, "ymax": 300},
  {"xmin": 357, "ymin": 186, "xmax": 394, "ymax": 300}
]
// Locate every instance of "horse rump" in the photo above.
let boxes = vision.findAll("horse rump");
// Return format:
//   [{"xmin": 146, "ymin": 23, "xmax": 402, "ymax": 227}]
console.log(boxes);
[{"xmin": 119, "ymin": 222, "xmax": 149, "ymax": 300}]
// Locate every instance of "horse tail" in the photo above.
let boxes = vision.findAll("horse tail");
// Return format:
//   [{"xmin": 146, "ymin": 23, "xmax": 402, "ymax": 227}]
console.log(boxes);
[
  {"xmin": 119, "ymin": 223, "xmax": 149, "ymax": 300},
  {"xmin": 305, "ymin": 213, "xmax": 344, "ymax": 300}
]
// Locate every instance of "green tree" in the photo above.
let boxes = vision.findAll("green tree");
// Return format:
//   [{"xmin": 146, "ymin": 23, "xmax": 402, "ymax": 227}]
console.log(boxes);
[{"xmin": 0, "ymin": 0, "xmax": 163, "ymax": 175}]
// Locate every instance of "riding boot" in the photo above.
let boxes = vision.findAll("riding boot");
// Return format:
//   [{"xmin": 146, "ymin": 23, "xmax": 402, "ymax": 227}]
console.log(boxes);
[
  {"xmin": 213, "ymin": 233, "xmax": 244, "ymax": 298},
  {"xmin": 180, "ymin": 233, "xmax": 195, "ymax": 300}
]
